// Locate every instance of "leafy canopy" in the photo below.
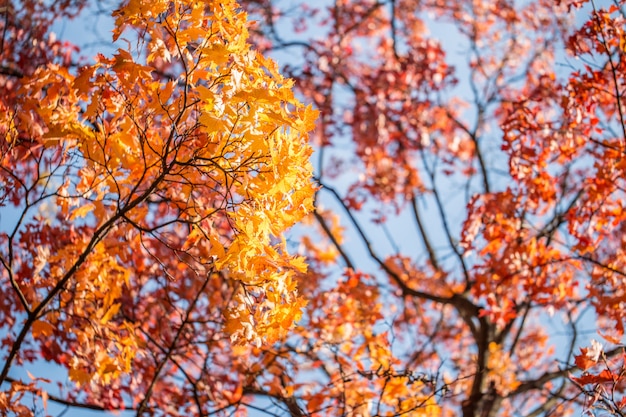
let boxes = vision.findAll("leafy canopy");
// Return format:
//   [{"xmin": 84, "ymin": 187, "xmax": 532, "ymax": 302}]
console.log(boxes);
[{"xmin": 0, "ymin": 0, "xmax": 316, "ymax": 413}]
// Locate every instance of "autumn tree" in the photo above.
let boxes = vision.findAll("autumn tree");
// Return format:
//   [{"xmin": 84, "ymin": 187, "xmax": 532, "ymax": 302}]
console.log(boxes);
[
  {"xmin": 0, "ymin": 0, "xmax": 316, "ymax": 415},
  {"xmin": 233, "ymin": 0, "xmax": 626, "ymax": 416},
  {"xmin": 3, "ymin": 0, "xmax": 626, "ymax": 416}
]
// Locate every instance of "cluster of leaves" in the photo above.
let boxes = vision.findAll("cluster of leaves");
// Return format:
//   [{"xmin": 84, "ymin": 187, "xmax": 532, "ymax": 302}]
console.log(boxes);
[
  {"xmin": 1, "ymin": 0, "xmax": 316, "ymax": 415},
  {"xmin": 572, "ymin": 341, "xmax": 626, "ymax": 414},
  {"xmin": 239, "ymin": 0, "xmax": 626, "ymax": 415}
]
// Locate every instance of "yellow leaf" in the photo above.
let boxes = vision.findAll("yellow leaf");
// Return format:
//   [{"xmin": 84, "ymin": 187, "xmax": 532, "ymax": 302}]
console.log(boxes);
[
  {"xmin": 69, "ymin": 203, "xmax": 95, "ymax": 221},
  {"xmin": 289, "ymin": 256, "xmax": 308, "ymax": 273},
  {"xmin": 297, "ymin": 104, "xmax": 319, "ymax": 133},
  {"xmin": 100, "ymin": 303, "xmax": 121, "ymax": 324},
  {"xmin": 182, "ymin": 226, "xmax": 204, "ymax": 250}
]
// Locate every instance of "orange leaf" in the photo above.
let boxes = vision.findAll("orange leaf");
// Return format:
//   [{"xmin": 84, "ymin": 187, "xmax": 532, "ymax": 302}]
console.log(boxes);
[
  {"xmin": 68, "ymin": 368, "xmax": 92, "ymax": 386},
  {"xmin": 31, "ymin": 321, "xmax": 54, "ymax": 339},
  {"xmin": 574, "ymin": 349, "xmax": 597, "ymax": 371}
]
